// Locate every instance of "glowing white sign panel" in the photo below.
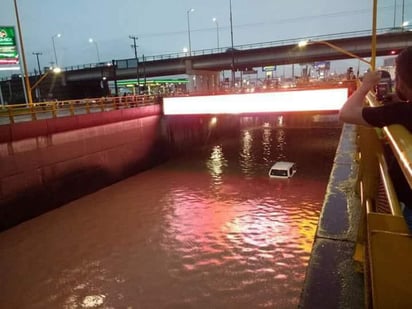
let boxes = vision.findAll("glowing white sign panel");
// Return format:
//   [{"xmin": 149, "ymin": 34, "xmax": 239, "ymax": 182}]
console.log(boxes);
[{"xmin": 163, "ymin": 88, "xmax": 349, "ymax": 115}]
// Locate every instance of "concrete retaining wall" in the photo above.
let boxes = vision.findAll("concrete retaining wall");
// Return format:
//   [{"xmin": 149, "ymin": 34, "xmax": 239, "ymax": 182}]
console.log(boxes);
[
  {"xmin": 299, "ymin": 124, "xmax": 364, "ymax": 308},
  {"xmin": 0, "ymin": 106, "xmax": 164, "ymax": 231}
]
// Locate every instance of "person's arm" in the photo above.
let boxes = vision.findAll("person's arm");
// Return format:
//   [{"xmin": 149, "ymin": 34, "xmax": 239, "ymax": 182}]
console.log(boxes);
[{"xmin": 339, "ymin": 70, "xmax": 381, "ymax": 126}]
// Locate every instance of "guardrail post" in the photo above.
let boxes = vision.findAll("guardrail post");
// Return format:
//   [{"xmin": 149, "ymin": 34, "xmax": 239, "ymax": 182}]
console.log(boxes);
[
  {"xmin": 51, "ymin": 101, "xmax": 57, "ymax": 118},
  {"xmin": 69, "ymin": 101, "xmax": 75, "ymax": 116},
  {"xmin": 30, "ymin": 104, "xmax": 37, "ymax": 121},
  {"xmin": 7, "ymin": 106, "xmax": 14, "ymax": 124},
  {"xmin": 82, "ymin": 100, "xmax": 88, "ymax": 114},
  {"xmin": 99, "ymin": 98, "xmax": 104, "ymax": 112}
]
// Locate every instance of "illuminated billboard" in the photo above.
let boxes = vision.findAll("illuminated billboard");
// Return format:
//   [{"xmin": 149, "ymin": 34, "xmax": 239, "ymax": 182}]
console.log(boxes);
[
  {"xmin": 0, "ymin": 26, "xmax": 19, "ymax": 65},
  {"xmin": 163, "ymin": 88, "xmax": 348, "ymax": 115}
]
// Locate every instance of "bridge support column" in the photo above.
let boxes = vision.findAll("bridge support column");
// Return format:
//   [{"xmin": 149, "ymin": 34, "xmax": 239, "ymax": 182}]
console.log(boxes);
[{"xmin": 185, "ymin": 59, "xmax": 220, "ymax": 94}]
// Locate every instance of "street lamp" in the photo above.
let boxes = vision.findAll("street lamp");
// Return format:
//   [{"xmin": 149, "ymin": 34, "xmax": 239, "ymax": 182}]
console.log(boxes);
[
  {"xmin": 187, "ymin": 8, "xmax": 195, "ymax": 56},
  {"xmin": 299, "ymin": 0, "xmax": 377, "ymax": 72},
  {"xmin": 13, "ymin": 0, "xmax": 32, "ymax": 105},
  {"xmin": 88, "ymin": 38, "xmax": 101, "ymax": 63},
  {"xmin": 31, "ymin": 67, "xmax": 61, "ymax": 91},
  {"xmin": 129, "ymin": 35, "xmax": 140, "ymax": 90},
  {"xmin": 298, "ymin": 40, "xmax": 372, "ymax": 67},
  {"xmin": 212, "ymin": 17, "xmax": 220, "ymax": 49},
  {"xmin": 297, "ymin": 0, "xmax": 377, "ymax": 74},
  {"xmin": 51, "ymin": 33, "xmax": 61, "ymax": 66},
  {"xmin": 229, "ymin": 0, "xmax": 235, "ymax": 88}
]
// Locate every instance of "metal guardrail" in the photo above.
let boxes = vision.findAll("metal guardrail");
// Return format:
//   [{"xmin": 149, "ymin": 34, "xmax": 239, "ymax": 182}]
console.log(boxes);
[
  {"xmin": 355, "ymin": 91, "xmax": 412, "ymax": 308},
  {"xmin": 0, "ymin": 95, "xmax": 160, "ymax": 125}
]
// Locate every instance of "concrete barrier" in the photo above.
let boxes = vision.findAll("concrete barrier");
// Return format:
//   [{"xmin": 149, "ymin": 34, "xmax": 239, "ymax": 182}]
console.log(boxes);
[{"xmin": 0, "ymin": 106, "xmax": 163, "ymax": 231}]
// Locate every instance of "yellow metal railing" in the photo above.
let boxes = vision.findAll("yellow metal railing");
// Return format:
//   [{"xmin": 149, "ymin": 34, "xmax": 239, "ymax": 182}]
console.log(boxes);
[
  {"xmin": 356, "ymin": 92, "xmax": 412, "ymax": 308},
  {"xmin": 0, "ymin": 94, "xmax": 160, "ymax": 125}
]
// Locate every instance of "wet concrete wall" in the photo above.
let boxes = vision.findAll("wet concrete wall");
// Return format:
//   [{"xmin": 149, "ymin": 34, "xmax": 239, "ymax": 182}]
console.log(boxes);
[
  {"xmin": 0, "ymin": 109, "xmax": 342, "ymax": 231},
  {"xmin": 298, "ymin": 123, "xmax": 364, "ymax": 308},
  {"xmin": 0, "ymin": 106, "xmax": 164, "ymax": 231}
]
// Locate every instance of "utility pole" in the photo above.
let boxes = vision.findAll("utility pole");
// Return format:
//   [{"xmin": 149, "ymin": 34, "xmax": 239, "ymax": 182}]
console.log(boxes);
[
  {"xmin": 32, "ymin": 52, "xmax": 42, "ymax": 75},
  {"xmin": 229, "ymin": 0, "xmax": 235, "ymax": 89},
  {"xmin": 32, "ymin": 52, "xmax": 43, "ymax": 101},
  {"xmin": 129, "ymin": 35, "xmax": 140, "ymax": 93}
]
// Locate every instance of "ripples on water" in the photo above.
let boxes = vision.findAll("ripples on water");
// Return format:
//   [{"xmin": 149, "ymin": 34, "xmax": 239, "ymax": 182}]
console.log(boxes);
[{"xmin": 0, "ymin": 121, "xmax": 341, "ymax": 309}]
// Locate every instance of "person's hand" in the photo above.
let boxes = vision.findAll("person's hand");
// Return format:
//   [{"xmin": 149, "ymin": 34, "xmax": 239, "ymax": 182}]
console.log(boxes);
[{"xmin": 360, "ymin": 70, "xmax": 381, "ymax": 91}]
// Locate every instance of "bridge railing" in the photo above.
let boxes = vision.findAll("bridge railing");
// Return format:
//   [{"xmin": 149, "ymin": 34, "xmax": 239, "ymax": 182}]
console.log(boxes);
[
  {"xmin": 355, "ymin": 91, "xmax": 412, "ymax": 308},
  {"xmin": 0, "ymin": 95, "xmax": 160, "ymax": 125}
]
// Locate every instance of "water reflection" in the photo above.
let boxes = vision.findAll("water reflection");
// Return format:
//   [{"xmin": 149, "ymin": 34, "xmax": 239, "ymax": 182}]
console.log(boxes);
[
  {"xmin": 262, "ymin": 123, "xmax": 272, "ymax": 164},
  {"xmin": 275, "ymin": 128, "xmax": 286, "ymax": 161},
  {"xmin": 0, "ymin": 124, "xmax": 341, "ymax": 309},
  {"xmin": 206, "ymin": 145, "xmax": 228, "ymax": 188},
  {"xmin": 239, "ymin": 130, "xmax": 254, "ymax": 178}
]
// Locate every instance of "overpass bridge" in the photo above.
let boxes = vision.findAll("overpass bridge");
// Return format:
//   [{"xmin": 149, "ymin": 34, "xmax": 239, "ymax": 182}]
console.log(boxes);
[
  {"xmin": 65, "ymin": 29, "xmax": 411, "ymax": 81},
  {"xmin": 1, "ymin": 29, "xmax": 411, "ymax": 102}
]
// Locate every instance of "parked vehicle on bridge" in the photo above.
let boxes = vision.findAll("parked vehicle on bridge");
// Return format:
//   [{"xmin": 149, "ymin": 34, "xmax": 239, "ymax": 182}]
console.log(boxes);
[{"xmin": 268, "ymin": 161, "xmax": 297, "ymax": 179}]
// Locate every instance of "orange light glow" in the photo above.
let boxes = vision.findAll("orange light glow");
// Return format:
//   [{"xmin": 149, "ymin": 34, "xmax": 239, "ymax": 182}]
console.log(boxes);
[{"xmin": 163, "ymin": 88, "xmax": 349, "ymax": 115}]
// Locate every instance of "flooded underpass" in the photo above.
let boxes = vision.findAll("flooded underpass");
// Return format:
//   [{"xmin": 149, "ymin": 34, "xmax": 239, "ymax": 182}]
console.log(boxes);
[{"xmin": 0, "ymin": 115, "xmax": 342, "ymax": 308}]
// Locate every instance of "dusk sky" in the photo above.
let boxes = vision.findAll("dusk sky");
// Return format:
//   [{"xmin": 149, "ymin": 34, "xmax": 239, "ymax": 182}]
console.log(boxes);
[{"xmin": 1, "ymin": 0, "xmax": 410, "ymax": 77}]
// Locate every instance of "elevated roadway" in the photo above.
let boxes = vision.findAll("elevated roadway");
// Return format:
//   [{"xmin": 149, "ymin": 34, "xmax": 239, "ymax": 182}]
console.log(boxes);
[
  {"xmin": 64, "ymin": 30, "xmax": 412, "ymax": 82},
  {"xmin": 1, "ymin": 29, "xmax": 410, "ymax": 102}
]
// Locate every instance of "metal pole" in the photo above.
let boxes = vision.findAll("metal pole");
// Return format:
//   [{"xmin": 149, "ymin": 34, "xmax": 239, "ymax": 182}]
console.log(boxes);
[
  {"xmin": 143, "ymin": 54, "xmax": 146, "ymax": 87},
  {"xmin": 13, "ymin": 0, "xmax": 32, "ymax": 105},
  {"xmin": 129, "ymin": 35, "xmax": 140, "ymax": 91},
  {"xmin": 88, "ymin": 38, "xmax": 100, "ymax": 63},
  {"xmin": 94, "ymin": 42, "xmax": 101, "ymax": 62},
  {"xmin": 51, "ymin": 34, "xmax": 61, "ymax": 66},
  {"xmin": 0, "ymin": 84, "xmax": 4, "ymax": 106},
  {"xmin": 229, "ymin": 0, "xmax": 235, "ymax": 88},
  {"xmin": 393, "ymin": 0, "xmax": 397, "ymax": 28},
  {"xmin": 371, "ymin": 0, "xmax": 377, "ymax": 70},
  {"xmin": 401, "ymin": 0, "xmax": 405, "ymax": 27},
  {"xmin": 32, "ymin": 52, "xmax": 42, "ymax": 75},
  {"xmin": 31, "ymin": 70, "xmax": 50, "ymax": 90},
  {"xmin": 213, "ymin": 18, "xmax": 220, "ymax": 49},
  {"xmin": 187, "ymin": 9, "xmax": 194, "ymax": 56},
  {"xmin": 112, "ymin": 59, "xmax": 118, "ymax": 97}
]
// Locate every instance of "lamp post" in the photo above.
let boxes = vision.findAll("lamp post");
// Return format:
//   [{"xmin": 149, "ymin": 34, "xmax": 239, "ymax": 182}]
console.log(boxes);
[
  {"xmin": 298, "ymin": 40, "xmax": 372, "ymax": 67},
  {"xmin": 32, "ymin": 52, "xmax": 42, "ymax": 75},
  {"xmin": 371, "ymin": 0, "xmax": 377, "ymax": 70},
  {"xmin": 401, "ymin": 0, "xmax": 405, "ymax": 28},
  {"xmin": 31, "ymin": 67, "xmax": 61, "ymax": 91},
  {"xmin": 393, "ymin": 0, "xmax": 397, "ymax": 28},
  {"xmin": 51, "ymin": 33, "xmax": 61, "ymax": 66},
  {"xmin": 129, "ymin": 35, "xmax": 140, "ymax": 92},
  {"xmin": 212, "ymin": 17, "xmax": 220, "ymax": 49},
  {"xmin": 229, "ymin": 0, "xmax": 235, "ymax": 88},
  {"xmin": 88, "ymin": 38, "xmax": 101, "ymax": 63},
  {"xmin": 187, "ymin": 8, "xmax": 195, "ymax": 56},
  {"xmin": 13, "ymin": 0, "xmax": 32, "ymax": 105}
]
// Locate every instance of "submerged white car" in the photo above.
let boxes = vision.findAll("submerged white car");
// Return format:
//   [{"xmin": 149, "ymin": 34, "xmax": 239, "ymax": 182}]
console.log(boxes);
[{"xmin": 268, "ymin": 161, "xmax": 297, "ymax": 179}]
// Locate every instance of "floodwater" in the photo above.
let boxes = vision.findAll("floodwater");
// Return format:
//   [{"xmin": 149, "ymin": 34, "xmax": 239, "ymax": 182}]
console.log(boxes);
[{"xmin": 0, "ymin": 122, "xmax": 341, "ymax": 309}]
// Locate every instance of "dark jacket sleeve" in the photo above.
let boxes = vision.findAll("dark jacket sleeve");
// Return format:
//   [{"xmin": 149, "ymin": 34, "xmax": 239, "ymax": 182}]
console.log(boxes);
[{"xmin": 362, "ymin": 102, "xmax": 412, "ymax": 131}]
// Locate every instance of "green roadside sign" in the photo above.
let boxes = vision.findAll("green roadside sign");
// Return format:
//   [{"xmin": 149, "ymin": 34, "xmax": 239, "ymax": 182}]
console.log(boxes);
[{"xmin": 0, "ymin": 26, "xmax": 19, "ymax": 65}]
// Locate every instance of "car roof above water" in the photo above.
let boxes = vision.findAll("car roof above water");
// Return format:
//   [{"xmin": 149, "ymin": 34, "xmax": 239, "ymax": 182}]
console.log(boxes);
[{"xmin": 270, "ymin": 161, "xmax": 295, "ymax": 169}]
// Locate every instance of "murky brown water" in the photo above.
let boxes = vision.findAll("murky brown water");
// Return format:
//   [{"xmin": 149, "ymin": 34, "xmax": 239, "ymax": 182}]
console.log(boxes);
[{"xmin": 0, "ymin": 122, "xmax": 341, "ymax": 309}]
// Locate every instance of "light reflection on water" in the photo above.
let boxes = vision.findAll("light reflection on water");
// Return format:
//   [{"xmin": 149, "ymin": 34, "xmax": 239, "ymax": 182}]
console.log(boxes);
[{"xmin": 0, "ymin": 125, "xmax": 341, "ymax": 309}]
